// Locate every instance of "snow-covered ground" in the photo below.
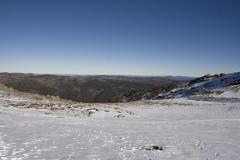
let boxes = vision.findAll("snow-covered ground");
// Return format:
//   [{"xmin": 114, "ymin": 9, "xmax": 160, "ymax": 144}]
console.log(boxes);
[
  {"xmin": 0, "ymin": 86, "xmax": 240, "ymax": 160},
  {"xmin": 210, "ymin": 85, "xmax": 240, "ymax": 99},
  {"xmin": 156, "ymin": 72, "xmax": 240, "ymax": 99}
]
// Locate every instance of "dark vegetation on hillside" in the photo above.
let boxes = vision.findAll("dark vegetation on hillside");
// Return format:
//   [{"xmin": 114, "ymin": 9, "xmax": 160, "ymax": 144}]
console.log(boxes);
[
  {"xmin": 124, "ymin": 83, "xmax": 178, "ymax": 101},
  {"xmin": 0, "ymin": 73, "xmax": 190, "ymax": 103},
  {"xmin": 188, "ymin": 73, "xmax": 225, "ymax": 86}
]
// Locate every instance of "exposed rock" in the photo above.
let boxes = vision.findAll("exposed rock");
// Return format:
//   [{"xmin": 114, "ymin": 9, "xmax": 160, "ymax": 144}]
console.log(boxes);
[
  {"xmin": 144, "ymin": 145, "xmax": 163, "ymax": 151},
  {"xmin": 83, "ymin": 108, "xmax": 99, "ymax": 117},
  {"xmin": 115, "ymin": 114, "xmax": 125, "ymax": 118},
  {"xmin": 215, "ymin": 152, "xmax": 220, "ymax": 157}
]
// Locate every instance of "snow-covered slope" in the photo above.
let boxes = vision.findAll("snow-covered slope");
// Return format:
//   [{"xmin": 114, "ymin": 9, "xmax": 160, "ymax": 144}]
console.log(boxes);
[
  {"xmin": 0, "ymin": 74, "xmax": 240, "ymax": 159},
  {"xmin": 156, "ymin": 72, "xmax": 240, "ymax": 99},
  {"xmin": 210, "ymin": 84, "xmax": 240, "ymax": 99},
  {"xmin": 1, "ymin": 88, "xmax": 240, "ymax": 159}
]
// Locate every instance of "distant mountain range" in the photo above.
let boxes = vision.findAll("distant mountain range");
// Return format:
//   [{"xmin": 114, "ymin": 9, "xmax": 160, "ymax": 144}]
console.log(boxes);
[
  {"xmin": 0, "ymin": 72, "xmax": 190, "ymax": 103},
  {"xmin": 1, "ymin": 72, "xmax": 238, "ymax": 103}
]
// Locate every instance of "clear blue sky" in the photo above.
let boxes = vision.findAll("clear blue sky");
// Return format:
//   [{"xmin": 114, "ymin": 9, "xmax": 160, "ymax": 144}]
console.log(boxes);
[{"xmin": 0, "ymin": 0, "xmax": 239, "ymax": 76}]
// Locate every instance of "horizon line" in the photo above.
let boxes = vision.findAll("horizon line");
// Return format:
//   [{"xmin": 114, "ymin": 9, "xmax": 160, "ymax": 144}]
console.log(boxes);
[{"xmin": 1, "ymin": 71, "xmax": 235, "ymax": 78}]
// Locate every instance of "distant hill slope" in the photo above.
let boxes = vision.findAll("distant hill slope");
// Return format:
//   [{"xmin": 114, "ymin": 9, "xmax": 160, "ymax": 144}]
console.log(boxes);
[
  {"xmin": 155, "ymin": 72, "xmax": 240, "ymax": 99},
  {"xmin": 0, "ymin": 73, "xmax": 188, "ymax": 103}
]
